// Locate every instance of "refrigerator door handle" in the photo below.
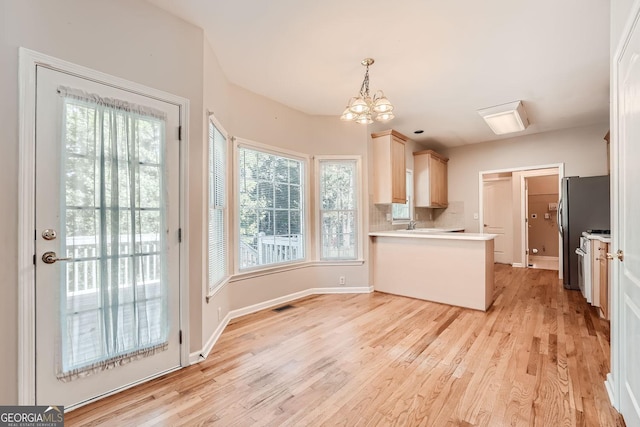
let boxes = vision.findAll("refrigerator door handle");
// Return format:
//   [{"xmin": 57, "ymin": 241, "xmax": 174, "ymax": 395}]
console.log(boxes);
[{"xmin": 557, "ymin": 198, "xmax": 563, "ymax": 235}]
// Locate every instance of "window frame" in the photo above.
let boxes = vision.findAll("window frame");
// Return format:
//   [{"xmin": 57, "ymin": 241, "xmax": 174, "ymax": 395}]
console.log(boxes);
[
  {"xmin": 392, "ymin": 169, "xmax": 414, "ymax": 224},
  {"xmin": 315, "ymin": 155, "xmax": 363, "ymax": 262},
  {"xmin": 234, "ymin": 138, "xmax": 310, "ymax": 273},
  {"xmin": 207, "ymin": 114, "xmax": 230, "ymax": 297}
]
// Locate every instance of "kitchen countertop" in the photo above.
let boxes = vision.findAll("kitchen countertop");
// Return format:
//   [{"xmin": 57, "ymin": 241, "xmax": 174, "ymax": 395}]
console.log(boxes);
[{"xmin": 369, "ymin": 229, "xmax": 496, "ymax": 241}]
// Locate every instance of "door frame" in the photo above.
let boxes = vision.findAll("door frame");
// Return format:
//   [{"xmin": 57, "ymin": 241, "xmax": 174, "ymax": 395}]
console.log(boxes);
[
  {"xmin": 478, "ymin": 163, "xmax": 564, "ymax": 277},
  {"xmin": 17, "ymin": 48, "xmax": 190, "ymax": 405}
]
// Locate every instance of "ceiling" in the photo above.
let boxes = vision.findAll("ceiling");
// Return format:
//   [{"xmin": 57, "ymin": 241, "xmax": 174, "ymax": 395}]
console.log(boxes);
[{"xmin": 148, "ymin": 0, "xmax": 610, "ymax": 148}]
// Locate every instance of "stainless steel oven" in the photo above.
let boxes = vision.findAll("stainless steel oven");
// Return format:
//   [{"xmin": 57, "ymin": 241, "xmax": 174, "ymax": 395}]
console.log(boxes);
[
  {"xmin": 575, "ymin": 246, "xmax": 585, "ymax": 298},
  {"xmin": 575, "ymin": 233, "xmax": 592, "ymax": 303}
]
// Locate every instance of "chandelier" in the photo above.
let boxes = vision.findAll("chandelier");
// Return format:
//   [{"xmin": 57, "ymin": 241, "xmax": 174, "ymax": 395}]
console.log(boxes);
[{"xmin": 340, "ymin": 58, "xmax": 395, "ymax": 124}]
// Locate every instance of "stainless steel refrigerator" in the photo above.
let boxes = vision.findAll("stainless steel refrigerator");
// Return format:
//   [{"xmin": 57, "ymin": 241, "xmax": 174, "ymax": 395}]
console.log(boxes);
[{"xmin": 559, "ymin": 175, "xmax": 610, "ymax": 290}]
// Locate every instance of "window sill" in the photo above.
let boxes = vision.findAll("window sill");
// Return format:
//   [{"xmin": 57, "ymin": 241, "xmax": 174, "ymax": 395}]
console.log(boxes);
[
  {"xmin": 316, "ymin": 259, "xmax": 365, "ymax": 266},
  {"xmin": 206, "ymin": 276, "xmax": 231, "ymax": 302}
]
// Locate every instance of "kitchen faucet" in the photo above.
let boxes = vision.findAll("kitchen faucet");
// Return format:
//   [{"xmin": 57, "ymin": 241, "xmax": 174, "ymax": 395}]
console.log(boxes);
[{"xmin": 407, "ymin": 220, "xmax": 417, "ymax": 230}]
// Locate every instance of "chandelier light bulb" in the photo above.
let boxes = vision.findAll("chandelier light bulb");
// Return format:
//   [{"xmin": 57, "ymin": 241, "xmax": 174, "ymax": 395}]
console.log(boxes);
[
  {"xmin": 340, "ymin": 107, "xmax": 358, "ymax": 121},
  {"xmin": 349, "ymin": 97, "xmax": 369, "ymax": 114},
  {"xmin": 373, "ymin": 92, "xmax": 394, "ymax": 113},
  {"xmin": 375, "ymin": 111, "xmax": 395, "ymax": 122},
  {"xmin": 356, "ymin": 113, "xmax": 373, "ymax": 125}
]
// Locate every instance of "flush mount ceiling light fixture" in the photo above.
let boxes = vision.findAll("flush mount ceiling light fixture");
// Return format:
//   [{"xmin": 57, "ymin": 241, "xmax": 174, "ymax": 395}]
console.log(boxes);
[
  {"xmin": 340, "ymin": 58, "xmax": 394, "ymax": 124},
  {"xmin": 477, "ymin": 100, "xmax": 529, "ymax": 135}
]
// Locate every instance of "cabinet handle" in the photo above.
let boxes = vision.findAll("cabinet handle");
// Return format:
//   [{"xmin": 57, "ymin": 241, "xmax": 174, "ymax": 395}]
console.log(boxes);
[{"xmin": 606, "ymin": 250, "xmax": 624, "ymax": 261}]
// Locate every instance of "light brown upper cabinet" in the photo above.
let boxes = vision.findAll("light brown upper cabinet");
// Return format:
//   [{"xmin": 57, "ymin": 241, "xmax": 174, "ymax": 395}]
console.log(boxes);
[
  {"xmin": 413, "ymin": 150, "xmax": 449, "ymax": 208},
  {"xmin": 371, "ymin": 130, "xmax": 407, "ymax": 204}
]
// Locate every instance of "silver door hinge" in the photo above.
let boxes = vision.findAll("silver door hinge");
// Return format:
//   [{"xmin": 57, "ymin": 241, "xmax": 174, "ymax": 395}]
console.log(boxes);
[
  {"xmin": 179, "ymin": 330, "xmax": 182, "ymax": 345},
  {"xmin": 178, "ymin": 228, "xmax": 182, "ymax": 242},
  {"xmin": 33, "ymin": 254, "xmax": 36, "ymax": 265},
  {"xmin": 178, "ymin": 125, "xmax": 182, "ymax": 141}
]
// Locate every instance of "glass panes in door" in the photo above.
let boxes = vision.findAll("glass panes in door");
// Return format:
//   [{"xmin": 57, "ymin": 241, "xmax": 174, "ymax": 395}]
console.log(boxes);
[{"xmin": 60, "ymin": 90, "xmax": 168, "ymax": 378}]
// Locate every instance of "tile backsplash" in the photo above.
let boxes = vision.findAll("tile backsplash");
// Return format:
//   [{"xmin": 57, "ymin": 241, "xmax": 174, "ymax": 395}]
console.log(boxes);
[{"xmin": 368, "ymin": 200, "xmax": 465, "ymax": 232}]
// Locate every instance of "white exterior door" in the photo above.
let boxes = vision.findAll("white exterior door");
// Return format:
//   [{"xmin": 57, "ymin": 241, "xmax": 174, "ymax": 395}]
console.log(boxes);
[
  {"xmin": 483, "ymin": 179, "xmax": 513, "ymax": 264},
  {"xmin": 614, "ymin": 9, "xmax": 640, "ymax": 426},
  {"xmin": 34, "ymin": 66, "xmax": 182, "ymax": 408}
]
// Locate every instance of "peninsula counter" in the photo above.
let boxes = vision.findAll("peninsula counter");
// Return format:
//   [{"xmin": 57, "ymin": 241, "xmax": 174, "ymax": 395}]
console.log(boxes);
[{"xmin": 369, "ymin": 231, "xmax": 496, "ymax": 311}]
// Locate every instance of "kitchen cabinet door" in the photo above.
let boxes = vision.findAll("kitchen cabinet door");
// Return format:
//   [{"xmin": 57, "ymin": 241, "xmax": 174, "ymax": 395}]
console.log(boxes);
[
  {"xmin": 372, "ymin": 130, "xmax": 407, "ymax": 204},
  {"xmin": 414, "ymin": 150, "xmax": 449, "ymax": 208},
  {"xmin": 599, "ymin": 242, "xmax": 609, "ymax": 319}
]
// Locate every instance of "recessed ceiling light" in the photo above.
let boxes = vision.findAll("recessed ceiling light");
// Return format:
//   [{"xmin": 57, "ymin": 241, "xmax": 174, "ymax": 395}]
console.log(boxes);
[{"xmin": 414, "ymin": 130, "xmax": 424, "ymax": 134}]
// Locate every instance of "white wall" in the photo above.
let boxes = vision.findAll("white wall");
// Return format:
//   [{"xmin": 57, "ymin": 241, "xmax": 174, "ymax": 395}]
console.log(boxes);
[{"xmin": 442, "ymin": 123, "xmax": 609, "ymax": 233}]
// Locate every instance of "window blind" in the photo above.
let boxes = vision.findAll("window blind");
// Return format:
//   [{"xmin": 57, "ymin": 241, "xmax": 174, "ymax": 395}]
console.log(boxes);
[{"xmin": 208, "ymin": 121, "xmax": 227, "ymax": 293}]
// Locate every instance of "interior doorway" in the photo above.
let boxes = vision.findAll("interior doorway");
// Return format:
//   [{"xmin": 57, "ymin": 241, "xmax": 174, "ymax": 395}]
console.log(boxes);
[
  {"xmin": 479, "ymin": 164, "xmax": 563, "ymax": 278},
  {"xmin": 525, "ymin": 175, "xmax": 560, "ymax": 270}
]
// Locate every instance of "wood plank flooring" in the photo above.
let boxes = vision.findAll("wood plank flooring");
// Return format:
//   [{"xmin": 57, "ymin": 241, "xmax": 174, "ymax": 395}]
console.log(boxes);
[{"xmin": 65, "ymin": 265, "xmax": 625, "ymax": 426}]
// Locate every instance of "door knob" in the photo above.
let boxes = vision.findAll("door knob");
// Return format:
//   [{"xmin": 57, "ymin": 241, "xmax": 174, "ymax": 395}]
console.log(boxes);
[{"xmin": 41, "ymin": 251, "xmax": 72, "ymax": 264}]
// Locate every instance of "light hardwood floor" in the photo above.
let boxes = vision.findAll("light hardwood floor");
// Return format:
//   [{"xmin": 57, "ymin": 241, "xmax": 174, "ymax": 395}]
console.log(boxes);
[{"xmin": 66, "ymin": 265, "xmax": 625, "ymax": 426}]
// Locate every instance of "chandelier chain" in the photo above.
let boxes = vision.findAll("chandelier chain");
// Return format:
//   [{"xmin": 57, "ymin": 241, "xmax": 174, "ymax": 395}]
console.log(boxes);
[{"xmin": 359, "ymin": 65, "xmax": 370, "ymax": 99}]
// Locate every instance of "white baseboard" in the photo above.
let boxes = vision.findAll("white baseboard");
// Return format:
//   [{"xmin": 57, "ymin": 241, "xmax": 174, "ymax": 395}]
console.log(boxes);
[
  {"xmin": 512, "ymin": 263, "xmax": 525, "ymax": 268},
  {"xmin": 188, "ymin": 312, "xmax": 232, "ymax": 364},
  {"xmin": 228, "ymin": 289, "xmax": 314, "ymax": 320},
  {"xmin": 605, "ymin": 374, "xmax": 617, "ymax": 408},
  {"xmin": 190, "ymin": 285, "xmax": 373, "ymax": 365}
]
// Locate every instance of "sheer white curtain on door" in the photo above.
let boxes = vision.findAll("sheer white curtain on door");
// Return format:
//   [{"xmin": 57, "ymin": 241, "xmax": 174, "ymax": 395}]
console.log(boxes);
[{"xmin": 57, "ymin": 86, "xmax": 169, "ymax": 381}]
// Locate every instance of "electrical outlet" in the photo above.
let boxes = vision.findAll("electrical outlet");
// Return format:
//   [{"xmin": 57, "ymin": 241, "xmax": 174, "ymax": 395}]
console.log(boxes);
[
  {"xmin": 386, "ymin": 213, "xmax": 391, "ymax": 221},
  {"xmin": 473, "ymin": 213, "xmax": 479, "ymax": 220},
  {"xmin": 339, "ymin": 276, "xmax": 346, "ymax": 285},
  {"xmin": 218, "ymin": 307, "xmax": 222, "ymax": 321}
]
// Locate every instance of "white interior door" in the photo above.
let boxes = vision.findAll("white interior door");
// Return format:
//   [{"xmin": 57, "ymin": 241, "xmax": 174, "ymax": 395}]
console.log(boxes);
[
  {"xmin": 35, "ymin": 66, "xmax": 181, "ymax": 408},
  {"xmin": 483, "ymin": 178, "xmax": 513, "ymax": 264},
  {"xmin": 616, "ymin": 12, "xmax": 640, "ymax": 426}
]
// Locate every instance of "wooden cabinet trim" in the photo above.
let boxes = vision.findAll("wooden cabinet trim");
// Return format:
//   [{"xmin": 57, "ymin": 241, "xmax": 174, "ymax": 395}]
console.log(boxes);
[
  {"xmin": 371, "ymin": 129, "xmax": 410, "ymax": 142},
  {"xmin": 413, "ymin": 149, "xmax": 449, "ymax": 163}
]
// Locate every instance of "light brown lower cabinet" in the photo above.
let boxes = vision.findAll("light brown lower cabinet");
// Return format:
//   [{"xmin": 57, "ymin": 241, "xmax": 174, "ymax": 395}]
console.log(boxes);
[{"xmin": 598, "ymin": 241, "xmax": 609, "ymax": 319}]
